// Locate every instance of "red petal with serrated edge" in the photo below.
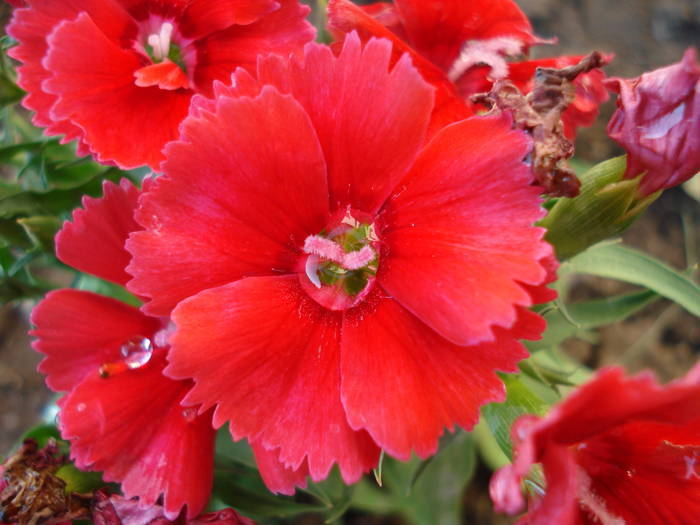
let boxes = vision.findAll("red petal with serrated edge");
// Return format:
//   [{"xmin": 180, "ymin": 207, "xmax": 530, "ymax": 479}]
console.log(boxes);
[
  {"xmin": 59, "ymin": 351, "xmax": 215, "ymax": 520},
  {"xmin": 192, "ymin": 0, "xmax": 314, "ymax": 95},
  {"xmin": 253, "ymin": 34, "xmax": 434, "ymax": 214},
  {"xmin": 341, "ymin": 293, "xmax": 529, "ymax": 460},
  {"xmin": 393, "ymin": 0, "xmax": 542, "ymax": 71},
  {"xmin": 6, "ymin": 0, "xmax": 135, "ymax": 154},
  {"xmin": 165, "ymin": 275, "xmax": 380, "ymax": 483},
  {"xmin": 379, "ymin": 114, "xmax": 551, "ymax": 346},
  {"xmin": 327, "ymin": 1, "xmax": 471, "ymax": 137},
  {"xmin": 43, "ymin": 12, "xmax": 192, "ymax": 170},
  {"xmin": 127, "ymin": 86, "xmax": 329, "ymax": 316},
  {"xmin": 252, "ymin": 443, "xmax": 309, "ymax": 495},
  {"xmin": 182, "ymin": 0, "xmax": 280, "ymax": 38},
  {"xmin": 56, "ymin": 179, "xmax": 141, "ymax": 287},
  {"xmin": 30, "ymin": 289, "xmax": 161, "ymax": 393}
]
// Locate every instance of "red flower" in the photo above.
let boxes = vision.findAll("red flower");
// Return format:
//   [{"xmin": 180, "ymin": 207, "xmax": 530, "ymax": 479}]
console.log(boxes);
[
  {"xmin": 7, "ymin": 0, "xmax": 314, "ymax": 170},
  {"xmin": 126, "ymin": 34, "xmax": 555, "ymax": 491},
  {"xmin": 606, "ymin": 48, "xmax": 700, "ymax": 197},
  {"xmin": 30, "ymin": 179, "xmax": 217, "ymax": 519},
  {"xmin": 490, "ymin": 365, "xmax": 700, "ymax": 524},
  {"xmin": 327, "ymin": 0, "xmax": 608, "ymax": 138}
]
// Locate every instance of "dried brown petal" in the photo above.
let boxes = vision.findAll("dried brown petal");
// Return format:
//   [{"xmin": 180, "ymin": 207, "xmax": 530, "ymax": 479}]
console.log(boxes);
[
  {"xmin": 474, "ymin": 52, "xmax": 609, "ymax": 197},
  {"xmin": 0, "ymin": 440, "xmax": 90, "ymax": 525}
]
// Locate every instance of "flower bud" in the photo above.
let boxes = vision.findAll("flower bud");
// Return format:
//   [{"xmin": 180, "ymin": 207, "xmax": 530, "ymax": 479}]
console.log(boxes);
[
  {"xmin": 605, "ymin": 48, "xmax": 700, "ymax": 197},
  {"xmin": 540, "ymin": 156, "xmax": 660, "ymax": 260}
]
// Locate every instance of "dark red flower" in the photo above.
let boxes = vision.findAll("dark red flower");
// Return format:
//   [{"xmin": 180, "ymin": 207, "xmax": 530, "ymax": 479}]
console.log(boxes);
[
  {"xmin": 606, "ymin": 48, "xmax": 700, "ymax": 197},
  {"xmin": 327, "ymin": 0, "xmax": 608, "ymax": 138},
  {"xmin": 126, "ymin": 34, "xmax": 555, "ymax": 491},
  {"xmin": 7, "ymin": 0, "xmax": 314, "ymax": 170},
  {"xmin": 30, "ymin": 179, "xmax": 217, "ymax": 519},
  {"xmin": 490, "ymin": 365, "xmax": 700, "ymax": 524},
  {"xmin": 92, "ymin": 490, "xmax": 256, "ymax": 525}
]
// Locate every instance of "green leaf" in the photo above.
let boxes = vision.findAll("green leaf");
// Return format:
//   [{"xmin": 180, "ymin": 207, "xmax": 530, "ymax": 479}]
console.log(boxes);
[
  {"xmin": 526, "ymin": 289, "xmax": 659, "ymax": 352},
  {"xmin": 0, "ymin": 73, "xmax": 23, "ymax": 109},
  {"xmin": 73, "ymin": 273, "xmax": 141, "ymax": 307},
  {"xmin": 563, "ymin": 242, "xmax": 700, "ymax": 317},
  {"xmin": 20, "ymin": 423, "xmax": 63, "ymax": 449},
  {"xmin": 213, "ymin": 465, "xmax": 325, "ymax": 519},
  {"xmin": 17, "ymin": 215, "xmax": 61, "ymax": 250},
  {"xmin": 214, "ymin": 426, "xmax": 257, "ymax": 470},
  {"xmin": 352, "ymin": 433, "xmax": 477, "ymax": 525},
  {"xmin": 481, "ymin": 375, "xmax": 549, "ymax": 460}
]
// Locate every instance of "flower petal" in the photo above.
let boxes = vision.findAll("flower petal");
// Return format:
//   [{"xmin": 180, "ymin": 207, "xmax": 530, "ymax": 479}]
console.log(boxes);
[
  {"xmin": 393, "ymin": 0, "xmax": 541, "ymax": 71},
  {"xmin": 165, "ymin": 275, "xmax": 380, "ymax": 482},
  {"xmin": 127, "ymin": 86, "xmax": 329, "ymax": 316},
  {"xmin": 254, "ymin": 33, "xmax": 435, "ymax": 213},
  {"xmin": 56, "ymin": 179, "xmax": 141, "ymax": 287},
  {"xmin": 7, "ymin": 0, "xmax": 135, "ymax": 152},
  {"xmin": 380, "ymin": 114, "xmax": 551, "ymax": 345},
  {"xmin": 43, "ymin": 12, "xmax": 192, "ymax": 169},
  {"xmin": 182, "ymin": 0, "xmax": 281, "ymax": 38},
  {"xmin": 341, "ymin": 293, "xmax": 529, "ymax": 459},
  {"xmin": 192, "ymin": 0, "xmax": 315, "ymax": 94},
  {"xmin": 30, "ymin": 289, "xmax": 161, "ymax": 392},
  {"xmin": 327, "ymin": 0, "xmax": 472, "ymax": 137},
  {"xmin": 59, "ymin": 353, "xmax": 215, "ymax": 520},
  {"xmin": 252, "ymin": 443, "xmax": 309, "ymax": 495}
]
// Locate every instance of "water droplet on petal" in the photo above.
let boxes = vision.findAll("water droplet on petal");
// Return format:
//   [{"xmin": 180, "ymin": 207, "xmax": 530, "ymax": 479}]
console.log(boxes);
[
  {"xmin": 182, "ymin": 407, "xmax": 198, "ymax": 423},
  {"xmin": 76, "ymin": 403, "xmax": 86, "ymax": 413},
  {"xmin": 120, "ymin": 336, "xmax": 153, "ymax": 370}
]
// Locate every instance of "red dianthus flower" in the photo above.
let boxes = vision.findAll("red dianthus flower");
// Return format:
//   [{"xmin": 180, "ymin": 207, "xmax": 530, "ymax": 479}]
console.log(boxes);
[
  {"xmin": 490, "ymin": 365, "xmax": 700, "ymax": 524},
  {"xmin": 30, "ymin": 179, "xmax": 218, "ymax": 519},
  {"xmin": 126, "ymin": 34, "xmax": 556, "ymax": 490},
  {"xmin": 606, "ymin": 48, "xmax": 700, "ymax": 197},
  {"xmin": 7, "ymin": 0, "xmax": 314, "ymax": 170},
  {"xmin": 327, "ymin": 0, "xmax": 609, "ymax": 138}
]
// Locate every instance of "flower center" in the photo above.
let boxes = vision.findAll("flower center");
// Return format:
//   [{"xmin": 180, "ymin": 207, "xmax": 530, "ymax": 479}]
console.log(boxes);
[
  {"xmin": 134, "ymin": 21, "xmax": 190, "ymax": 90},
  {"xmin": 300, "ymin": 209, "xmax": 379, "ymax": 311}
]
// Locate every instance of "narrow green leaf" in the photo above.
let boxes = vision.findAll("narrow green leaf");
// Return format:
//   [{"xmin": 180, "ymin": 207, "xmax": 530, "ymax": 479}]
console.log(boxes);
[
  {"xmin": 527, "ymin": 289, "xmax": 659, "ymax": 352},
  {"xmin": 563, "ymin": 242, "xmax": 700, "ymax": 317}
]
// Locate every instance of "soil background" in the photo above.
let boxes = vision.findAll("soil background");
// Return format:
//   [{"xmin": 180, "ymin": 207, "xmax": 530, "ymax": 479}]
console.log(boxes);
[{"xmin": 1, "ymin": 1, "xmax": 699, "ymax": 524}]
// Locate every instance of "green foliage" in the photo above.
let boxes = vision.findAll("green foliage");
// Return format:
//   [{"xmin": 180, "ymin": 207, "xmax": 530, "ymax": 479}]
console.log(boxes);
[
  {"xmin": 563, "ymin": 241, "xmax": 700, "ymax": 317},
  {"xmin": 351, "ymin": 432, "xmax": 477, "ymax": 525}
]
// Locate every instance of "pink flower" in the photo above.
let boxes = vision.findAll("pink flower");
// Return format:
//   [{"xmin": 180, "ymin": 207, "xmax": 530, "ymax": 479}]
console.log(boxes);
[
  {"xmin": 606, "ymin": 48, "xmax": 700, "ymax": 197},
  {"xmin": 490, "ymin": 365, "xmax": 700, "ymax": 524},
  {"xmin": 327, "ymin": 0, "xmax": 609, "ymax": 138},
  {"xmin": 7, "ymin": 0, "xmax": 315, "ymax": 169},
  {"xmin": 126, "ymin": 34, "xmax": 556, "ymax": 491},
  {"xmin": 30, "ymin": 179, "xmax": 217, "ymax": 519}
]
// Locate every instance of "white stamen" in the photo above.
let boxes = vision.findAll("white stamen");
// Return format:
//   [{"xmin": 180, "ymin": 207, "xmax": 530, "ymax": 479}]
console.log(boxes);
[
  {"xmin": 159, "ymin": 22, "xmax": 174, "ymax": 58},
  {"xmin": 148, "ymin": 34, "xmax": 163, "ymax": 60},
  {"xmin": 147, "ymin": 22, "xmax": 175, "ymax": 61}
]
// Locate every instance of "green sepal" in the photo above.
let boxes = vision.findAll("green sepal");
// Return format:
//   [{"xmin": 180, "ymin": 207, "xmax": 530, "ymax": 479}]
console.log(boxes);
[{"xmin": 541, "ymin": 156, "xmax": 660, "ymax": 260}]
